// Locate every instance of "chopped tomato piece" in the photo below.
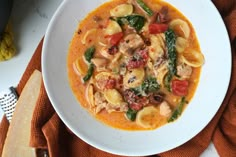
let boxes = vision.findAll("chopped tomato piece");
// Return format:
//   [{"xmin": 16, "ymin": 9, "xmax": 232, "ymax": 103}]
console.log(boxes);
[
  {"xmin": 138, "ymin": 49, "xmax": 148, "ymax": 60},
  {"xmin": 104, "ymin": 78, "xmax": 116, "ymax": 89},
  {"xmin": 149, "ymin": 23, "xmax": 168, "ymax": 34},
  {"xmin": 127, "ymin": 60, "xmax": 145, "ymax": 69},
  {"xmin": 124, "ymin": 89, "xmax": 148, "ymax": 111},
  {"xmin": 129, "ymin": 97, "xmax": 148, "ymax": 111},
  {"xmin": 106, "ymin": 32, "xmax": 124, "ymax": 46},
  {"xmin": 127, "ymin": 49, "xmax": 148, "ymax": 69},
  {"xmin": 130, "ymin": 103, "xmax": 143, "ymax": 111},
  {"xmin": 171, "ymin": 79, "xmax": 189, "ymax": 96}
]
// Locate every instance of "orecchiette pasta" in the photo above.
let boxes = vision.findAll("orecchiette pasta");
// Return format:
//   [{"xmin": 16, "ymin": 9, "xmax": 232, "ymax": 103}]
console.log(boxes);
[
  {"xmin": 169, "ymin": 19, "xmax": 190, "ymax": 39},
  {"xmin": 181, "ymin": 50, "xmax": 205, "ymax": 67},
  {"xmin": 123, "ymin": 68, "xmax": 145, "ymax": 88},
  {"xmin": 136, "ymin": 106, "xmax": 160, "ymax": 129},
  {"xmin": 149, "ymin": 34, "xmax": 165, "ymax": 61},
  {"xmin": 81, "ymin": 29, "xmax": 97, "ymax": 45},
  {"xmin": 110, "ymin": 4, "xmax": 133, "ymax": 17},
  {"xmin": 86, "ymin": 84, "xmax": 95, "ymax": 108},
  {"xmin": 103, "ymin": 89, "xmax": 124, "ymax": 107},
  {"xmin": 73, "ymin": 57, "xmax": 88, "ymax": 76},
  {"xmin": 175, "ymin": 37, "xmax": 188, "ymax": 53},
  {"xmin": 104, "ymin": 20, "xmax": 122, "ymax": 36}
]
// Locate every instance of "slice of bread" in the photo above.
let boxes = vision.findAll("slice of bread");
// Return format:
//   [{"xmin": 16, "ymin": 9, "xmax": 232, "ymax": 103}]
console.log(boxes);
[{"xmin": 2, "ymin": 70, "xmax": 42, "ymax": 157}]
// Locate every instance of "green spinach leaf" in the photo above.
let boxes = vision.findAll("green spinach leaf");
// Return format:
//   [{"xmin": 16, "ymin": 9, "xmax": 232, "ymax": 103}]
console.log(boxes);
[
  {"xmin": 132, "ymin": 76, "xmax": 160, "ymax": 96},
  {"xmin": 83, "ymin": 64, "xmax": 94, "ymax": 82},
  {"xmin": 164, "ymin": 29, "xmax": 177, "ymax": 91},
  {"xmin": 136, "ymin": 0, "xmax": 153, "ymax": 16},
  {"xmin": 142, "ymin": 76, "xmax": 160, "ymax": 93},
  {"xmin": 126, "ymin": 108, "xmax": 137, "ymax": 121},
  {"xmin": 164, "ymin": 72, "xmax": 172, "ymax": 92},
  {"xmin": 116, "ymin": 15, "xmax": 146, "ymax": 32},
  {"xmin": 168, "ymin": 97, "xmax": 186, "ymax": 122},
  {"xmin": 84, "ymin": 46, "xmax": 95, "ymax": 63}
]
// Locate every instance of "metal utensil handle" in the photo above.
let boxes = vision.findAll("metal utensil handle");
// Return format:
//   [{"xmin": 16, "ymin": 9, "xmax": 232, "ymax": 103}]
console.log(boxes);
[{"xmin": 0, "ymin": 86, "xmax": 18, "ymax": 122}]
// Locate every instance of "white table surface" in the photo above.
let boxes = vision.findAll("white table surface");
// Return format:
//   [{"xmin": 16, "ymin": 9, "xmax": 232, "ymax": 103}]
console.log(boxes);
[{"xmin": 0, "ymin": 0, "xmax": 219, "ymax": 156}]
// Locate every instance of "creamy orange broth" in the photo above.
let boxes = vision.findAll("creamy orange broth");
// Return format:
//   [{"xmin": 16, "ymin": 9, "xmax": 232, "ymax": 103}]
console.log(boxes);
[{"xmin": 67, "ymin": 0, "xmax": 202, "ymax": 130}]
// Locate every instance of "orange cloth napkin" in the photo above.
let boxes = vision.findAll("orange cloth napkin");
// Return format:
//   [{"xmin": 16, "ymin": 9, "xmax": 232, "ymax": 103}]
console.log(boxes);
[{"xmin": 1, "ymin": 0, "xmax": 236, "ymax": 157}]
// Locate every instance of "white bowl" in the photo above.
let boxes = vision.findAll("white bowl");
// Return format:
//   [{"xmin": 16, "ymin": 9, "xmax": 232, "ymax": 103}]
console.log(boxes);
[{"xmin": 42, "ymin": 0, "xmax": 231, "ymax": 156}]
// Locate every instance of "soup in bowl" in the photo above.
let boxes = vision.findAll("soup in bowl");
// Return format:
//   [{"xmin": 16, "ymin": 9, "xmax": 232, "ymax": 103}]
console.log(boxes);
[
  {"xmin": 42, "ymin": 0, "xmax": 231, "ymax": 155},
  {"xmin": 67, "ymin": 0, "xmax": 204, "ymax": 130}
]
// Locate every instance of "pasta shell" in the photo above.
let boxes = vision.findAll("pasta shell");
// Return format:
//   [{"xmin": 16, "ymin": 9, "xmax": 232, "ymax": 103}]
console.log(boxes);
[
  {"xmin": 136, "ymin": 106, "xmax": 159, "ymax": 129},
  {"xmin": 98, "ymin": 41, "xmax": 107, "ymax": 47},
  {"xmin": 95, "ymin": 72, "xmax": 112, "ymax": 79},
  {"xmin": 73, "ymin": 57, "xmax": 88, "ymax": 76},
  {"xmin": 154, "ymin": 61, "xmax": 168, "ymax": 86},
  {"xmin": 100, "ymin": 47, "xmax": 115, "ymax": 60},
  {"xmin": 81, "ymin": 29, "xmax": 96, "ymax": 45},
  {"xmin": 103, "ymin": 89, "xmax": 124, "ymax": 107},
  {"xmin": 95, "ymin": 72, "xmax": 113, "ymax": 89},
  {"xmin": 181, "ymin": 49, "xmax": 205, "ymax": 67},
  {"xmin": 91, "ymin": 58, "xmax": 108, "ymax": 71},
  {"xmin": 149, "ymin": 34, "xmax": 165, "ymax": 61},
  {"xmin": 175, "ymin": 37, "xmax": 188, "ymax": 53},
  {"xmin": 86, "ymin": 84, "xmax": 95, "ymax": 108},
  {"xmin": 169, "ymin": 19, "xmax": 190, "ymax": 39},
  {"xmin": 108, "ymin": 53, "xmax": 122, "ymax": 70},
  {"xmin": 110, "ymin": 4, "xmax": 133, "ymax": 17},
  {"xmin": 123, "ymin": 68, "xmax": 145, "ymax": 88},
  {"xmin": 119, "ymin": 34, "xmax": 144, "ymax": 55},
  {"xmin": 105, "ymin": 20, "xmax": 122, "ymax": 36},
  {"xmin": 147, "ymin": 58, "xmax": 153, "ymax": 69}
]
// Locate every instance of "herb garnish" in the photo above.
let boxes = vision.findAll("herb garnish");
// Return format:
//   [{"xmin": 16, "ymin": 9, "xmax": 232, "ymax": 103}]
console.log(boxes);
[
  {"xmin": 142, "ymin": 76, "xmax": 160, "ymax": 93},
  {"xmin": 132, "ymin": 76, "xmax": 160, "ymax": 96}
]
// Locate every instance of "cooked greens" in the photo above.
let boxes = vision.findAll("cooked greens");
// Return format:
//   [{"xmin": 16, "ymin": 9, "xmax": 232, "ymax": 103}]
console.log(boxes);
[
  {"xmin": 164, "ymin": 72, "xmax": 172, "ymax": 92},
  {"xmin": 142, "ymin": 76, "xmax": 160, "ymax": 93},
  {"xmin": 165, "ymin": 29, "xmax": 177, "ymax": 76},
  {"xmin": 126, "ymin": 108, "xmax": 137, "ymax": 121},
  {"xmin": 84, "ymin": 46, "xmax": 95, "ymax": 63},
  {"xmin": 115, "ymin": 15, "xmax": 146, "ymax": 32},
  {"xmin": 136, "ymin": 0, "xmax": 153, "ymax": 16},
  {"xmin": 164, "ymin": 29, "xmax": 177, "ymax": 91},
  {"xmin": 83, "ymin": 64, "xmax": 94, "ymax": 82},
  {"xmin": 83, "ymin": 46, "xmax": 95, "ymax": 82},
  {"xmin": 132, "ymin": 76, "xmax": 160, "ymax": 96},
  {"xmin": 168, "ymin": 97, "xmax": 186, "ymax": 122}
]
